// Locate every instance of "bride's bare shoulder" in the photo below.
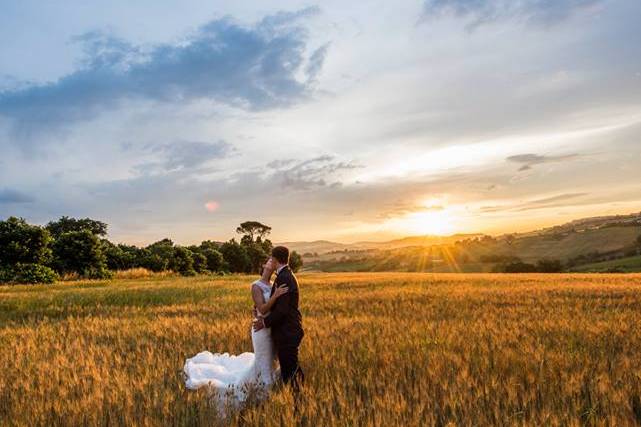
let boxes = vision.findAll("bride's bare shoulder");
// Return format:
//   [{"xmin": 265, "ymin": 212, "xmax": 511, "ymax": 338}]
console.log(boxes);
[{"xmin": 251, "ymin": 279, "xmax": 268, "ymax": 289}]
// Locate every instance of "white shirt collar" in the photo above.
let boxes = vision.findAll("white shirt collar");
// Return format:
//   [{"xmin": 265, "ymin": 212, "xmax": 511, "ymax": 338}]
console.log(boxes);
[{"xmin": 276, "ymin": 264, "xmax": 288, "ymax": 274}]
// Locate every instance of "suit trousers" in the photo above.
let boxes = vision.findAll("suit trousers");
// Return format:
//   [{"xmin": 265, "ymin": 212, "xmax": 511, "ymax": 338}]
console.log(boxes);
[{"xmin": 276, "ymin": 335, "xmax": 304, "ymax": 391}]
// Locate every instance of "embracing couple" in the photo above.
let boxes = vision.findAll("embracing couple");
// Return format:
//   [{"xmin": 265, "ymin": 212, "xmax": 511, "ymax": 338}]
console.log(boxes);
[{"xmin": 184, "ymin": 246, "xmax": 304, "ymax": 402}]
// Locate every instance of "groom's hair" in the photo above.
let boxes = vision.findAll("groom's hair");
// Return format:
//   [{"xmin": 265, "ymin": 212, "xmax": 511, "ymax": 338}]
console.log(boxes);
[{"xmin": 272, "ymin": 246, "xmax": 290, "ymax": 264}]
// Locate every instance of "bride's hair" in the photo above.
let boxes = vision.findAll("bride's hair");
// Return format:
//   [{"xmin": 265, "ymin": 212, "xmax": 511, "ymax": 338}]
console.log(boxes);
[{"xmin": 259, "ymin": 257, "xmax": 271, "ymax": 279}]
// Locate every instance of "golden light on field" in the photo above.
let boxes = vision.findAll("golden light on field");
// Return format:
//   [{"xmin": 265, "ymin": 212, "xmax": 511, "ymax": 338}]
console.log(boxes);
[{"xmin": 2, "ymin": 273, "xmax": 641, "ymax": 425}]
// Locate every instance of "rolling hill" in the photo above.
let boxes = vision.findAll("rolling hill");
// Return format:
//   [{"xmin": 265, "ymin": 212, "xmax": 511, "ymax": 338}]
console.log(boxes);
[
  {"xmin": 280, "ymin": 234, "xmax": 482, "ymax": 255},
  {"xmin": 293, "ymin": 212, "xmax": 641, "ymax": 272}
]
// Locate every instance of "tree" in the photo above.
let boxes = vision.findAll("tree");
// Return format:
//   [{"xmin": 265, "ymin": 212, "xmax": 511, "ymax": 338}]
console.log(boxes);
[
  {"xmin": 170, "ymin": 246, "xmax": 196, "ymax": 276},
  {"xmin": 234, "ymin": 222, "xmax": 273, "ymax": 273},
  {"xmin": 199, "ymin": 240, "xmax": 220, "ymax": 251},
  {"xmin": 52, "ymin": 230, "xmax": 109, "ymax": 278},
  {"xmin": 117, "ymin": 244, "xmax": 142, "ymax": 269},
  {"xmin": 142, "ymin": 239, "xmax": 175, "ymax": 272},
  {"xmin": 46, "ymin": 216, "xmax": 107, "ymax": 239},
  {"xmin": 139, "ymin": 239, "xmax": 196, "ymax": 276},
  {"xmin": 290, "ymin": 251, "xmax": 303, "ymax": 273},
  {"xmin": 0, "ymin": 217, "xmax": 58, "ymax": 284},
  {"xmin": 502, "ymin": 262, "xmax": 537, "ymax": 273},
  {"xmin": 244, "ymin": 241, "xmax": 273, "ymax": 274},
  {"xmin": 637, "ymin": 234, "xmax": 641, "ymax": 248},
  {"xmin": 220, "ymin": 239, "xmax": 251, "ymax": 273},
  {"xmin": 505, "ymin": 234, "xmax": 516, "ymax": 246},
  {"xmin": 139, "ymin": 249, "xmax": 167, "ymax": 272},
  {"xmin": 201, "ymin": 248, "xmax": 224, "ymax": 272},
  {"xmin": 536, "ymin": 258, "xmax": 563, "ymax": 273},
  {"xmin": 0, "ymin": 217, "xmax": 52, "ymax": 266},
  {"xmin": 101, "ymin": 241, "xmax": 141, "ymax": 270},
  {"xmin": 190, "ymin": 250, "xmax": 208, "ymax": 274},
  {"xmin": 236, "ymin": 221, "xmax": 272, "ymax": 242}
]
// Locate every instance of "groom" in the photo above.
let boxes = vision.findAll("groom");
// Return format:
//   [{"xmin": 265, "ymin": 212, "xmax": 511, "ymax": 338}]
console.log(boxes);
[{"xmin": 253, "ymin": 246, "xmax": 304, "ymax": 390}]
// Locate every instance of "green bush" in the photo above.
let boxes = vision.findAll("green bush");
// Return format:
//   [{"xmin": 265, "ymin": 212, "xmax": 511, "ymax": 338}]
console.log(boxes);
[
  {"xmin": 201, "ymin": 248, "xmax": 224, "ymax": 272},
  {"xmin": 219, "ymin": 239, "xmax": 251, "ymax": 273},
  {"xmin": 536, "ymin": 258, "xmax": 564, "ymax": 273},
  {"xmin": 502, "ymin": 262, "xmax": 538, "ymax": 273},
  {"xmin": 52, "ymin": 230, "xmax": 110, "ymax": 279},
  {"xmin": 0, "ymin": 268, "xmax": 12, "ymax": 283},
  {"xmin": 45, "ymin": 216, "xmax": 107, "ymax": 239},
  {"xmin": 0, "ymin": 217, "xmax": 53, "ymax": 266},
  {"xmin": 290, "ymin": 251, "xmax": 304, "ymax": 273},
  {"xmin": 190, "ymin": 251, "xmax": 208, "ymax": 274},
  {"xmin": 171, "ymin": 247, "xmax": 196, "ymax": 276},
  {"xmin": 142, "ymin": 239, "xmax": 174, "ymax": 272},
  {"xmin": 0, "ymin": 263, "xmax": 59, "ymax": 284}
]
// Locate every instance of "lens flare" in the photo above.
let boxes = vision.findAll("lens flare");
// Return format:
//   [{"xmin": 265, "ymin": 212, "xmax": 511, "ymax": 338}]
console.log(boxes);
[{"xmin": 204, "ymin": 201, "xmax": 219, "ymax": 212}]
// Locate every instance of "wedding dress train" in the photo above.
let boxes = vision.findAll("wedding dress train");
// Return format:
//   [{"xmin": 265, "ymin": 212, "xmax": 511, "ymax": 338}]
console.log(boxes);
[{"xmin": 184, "ymin": 280, "xmax": 277, "ymax": 402}]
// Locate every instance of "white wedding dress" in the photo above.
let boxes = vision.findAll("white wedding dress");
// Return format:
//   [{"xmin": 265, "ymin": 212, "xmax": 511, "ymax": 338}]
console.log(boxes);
[{"xmin": 184, "ymin": 280, "xmax": 277, "ymax": 401}]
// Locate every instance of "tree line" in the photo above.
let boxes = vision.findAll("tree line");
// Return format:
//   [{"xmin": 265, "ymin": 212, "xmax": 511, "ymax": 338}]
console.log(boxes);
[{"xmin": 0, "ymin": 217, "xmax": 302, "ymax": 284}]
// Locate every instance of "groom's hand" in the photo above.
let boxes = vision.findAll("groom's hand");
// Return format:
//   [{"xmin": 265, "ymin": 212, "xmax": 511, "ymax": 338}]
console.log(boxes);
[{"xmin": 253, "ymin": 317, "xmax": 265, "ymax": 332}]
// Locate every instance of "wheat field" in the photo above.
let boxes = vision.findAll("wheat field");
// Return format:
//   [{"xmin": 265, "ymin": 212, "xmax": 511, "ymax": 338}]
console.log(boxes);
[{"xmin": 1, "ymin": 273, "xmax": 641, "ymax": 426}]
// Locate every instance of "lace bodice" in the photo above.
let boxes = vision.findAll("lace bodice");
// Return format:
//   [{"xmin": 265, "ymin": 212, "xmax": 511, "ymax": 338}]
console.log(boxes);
[{"xmin": 252, "ymin": 279, "xmax": 272, "ymax": 308}]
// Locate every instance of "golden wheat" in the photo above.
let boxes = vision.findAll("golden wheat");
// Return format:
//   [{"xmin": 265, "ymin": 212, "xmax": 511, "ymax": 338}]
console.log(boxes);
[{"xmin": 1, "ymin": 273, "xmax": 640, "ymax": 426}]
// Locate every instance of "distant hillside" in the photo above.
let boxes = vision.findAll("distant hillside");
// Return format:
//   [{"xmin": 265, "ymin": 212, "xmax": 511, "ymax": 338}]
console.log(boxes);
[
  {"xmin": 570, "ymin": 255, "xmax": 641, "ymax": 273},
  {"xmin": 277, "ymin": 240, "xmax": 353, "ymax": 255},
  {"xmin": 298, "ymin": 211, "xmax": 641, "ymax": 273},
  {"xmin": 472, "ymin": 226, "xmax": 641, "ymax": 262},
  {"xmin": 281, "ymin": 234, "xmax": 482, "ymax": 255},
  {"xmin": 507, "ymin": 212, "xmax": 641, "ymax": 239}
]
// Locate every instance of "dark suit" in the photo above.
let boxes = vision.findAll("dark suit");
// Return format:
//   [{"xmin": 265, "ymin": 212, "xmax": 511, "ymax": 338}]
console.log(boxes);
[{"xmin": 264, "ymin": 265, "xmax": 304, "ymax": 387}]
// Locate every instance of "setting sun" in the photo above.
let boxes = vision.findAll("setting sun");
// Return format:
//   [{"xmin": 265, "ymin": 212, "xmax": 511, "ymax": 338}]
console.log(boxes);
[{"xmin": 405, "ymin": 210, "xmax": 456, "ymax": 236}]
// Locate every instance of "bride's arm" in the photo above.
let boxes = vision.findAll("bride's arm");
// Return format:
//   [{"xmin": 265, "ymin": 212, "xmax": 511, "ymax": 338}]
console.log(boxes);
[{"xmin": 252, "ymin": 284, "xmax": 289, "ymax": 316}]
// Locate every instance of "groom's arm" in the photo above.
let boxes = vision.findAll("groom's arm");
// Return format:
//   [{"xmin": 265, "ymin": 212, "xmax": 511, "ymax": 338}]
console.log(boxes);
[
  {"xmin": 263, "ymin": 274, "xmax": 294, "ymax": 328},
  {"xmin": 263, "ymin": 293, "xmax": 292, "ymax": 328}
]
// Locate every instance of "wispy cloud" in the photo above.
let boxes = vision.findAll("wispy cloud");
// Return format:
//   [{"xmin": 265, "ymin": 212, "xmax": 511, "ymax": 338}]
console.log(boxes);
[
  {"xmin": 377, "ymin": 203, "xmax": 445, "ymax": 220},
  {"xmin": 0, "ymin": 7, "xmax": 326, "ymax": 142},
  {"xmin": 306, "ymin": 43, "xmax": 330, "ymax": 82},
  {"xmin": 506, "ymin": 153, "xmax": 580, "ymax": 171},
  {"xmin": 481, "ymin": 192, "xmax": 589, "ymax": 212},
  {"xmin": 423, "ymin": 0, "xmax": 603, "ymax": 29},
  {"xmin": 133, "ymin": 140, "xmax": 234, "ymax": 174},
  {"xmin": 0, "ymin": 188, "xmax": 33, "ymax": 204},
  {"xmin": 269, "ymin": 155, "xmax": 361, "ymax": 190}
]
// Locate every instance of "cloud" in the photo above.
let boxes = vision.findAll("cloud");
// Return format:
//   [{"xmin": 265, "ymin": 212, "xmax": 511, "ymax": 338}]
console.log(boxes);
[
  {"xmin": 90, "ymin": 154, "xmax": 360, "ymax": 210},
  {"xmin": 134, "ymin": 140, "xmax": 234, "ymax": 174},
  {"xmin": 266, "ymin": 158, "xmax": 297, "ymax": 169},
  {"xmin": 377, "ymin": 203, "xmax": 445, "ymax": 219},
  {"xmin": 423, "ymin": 0, "xmax": 603, "ymax": 28},
  {"xmin": 306, "ymin": 43, "xmax": 330, "ymax": 81},
  {"xmin": 506, "ymin": 153, "xmax": 580, "ymax": 171},
  {"xmin": 0, "ymin": 7, "xmax": 326, "ymax": 141},
  {"xmin": 0, "ymin": 188, "xmax": 33, "ymax": 204},
  {"xmin": 269, "ymin": 155, "xmax": 362, "ymax": 190},
  {"xmin": 481, "ymin": 192, "xmax": 588, "ymax": 212},
  {"xmin": 226, "ymin": 155, "xmax": 361, "ymax": 192}
]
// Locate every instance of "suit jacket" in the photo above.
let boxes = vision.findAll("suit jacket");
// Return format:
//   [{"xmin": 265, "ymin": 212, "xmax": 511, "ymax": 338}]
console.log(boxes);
[{"xmin": 264, "ymin": 265, "xmax": 303, "ymax": 345}]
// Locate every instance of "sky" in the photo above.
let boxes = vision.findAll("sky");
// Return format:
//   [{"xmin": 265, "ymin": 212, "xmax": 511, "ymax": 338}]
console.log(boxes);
[{"xmin": 1, "ymin": 0, "xmax": 640, "ymax": 244}]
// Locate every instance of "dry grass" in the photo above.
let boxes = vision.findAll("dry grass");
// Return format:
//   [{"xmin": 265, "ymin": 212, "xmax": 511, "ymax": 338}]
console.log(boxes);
[
  {"xmin": 1, "ymin": 273, "xmax": 641, "ymax": 426},
  {"xmin": 112, "ymin": 267, "xmax": 176, "ymax": 280}
]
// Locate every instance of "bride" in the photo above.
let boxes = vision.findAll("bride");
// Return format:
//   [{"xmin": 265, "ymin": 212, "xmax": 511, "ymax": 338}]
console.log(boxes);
[{"xmin": 183, "ymin": 258, "xmax": 288, "ymax": 400}]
